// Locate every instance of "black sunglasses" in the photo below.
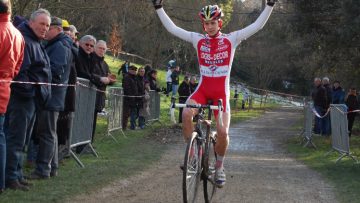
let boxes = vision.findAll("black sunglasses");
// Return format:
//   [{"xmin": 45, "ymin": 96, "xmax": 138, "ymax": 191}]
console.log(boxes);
[{"xmin": 85, "ymin": 43, "xmax": 94, "ymax": 48}]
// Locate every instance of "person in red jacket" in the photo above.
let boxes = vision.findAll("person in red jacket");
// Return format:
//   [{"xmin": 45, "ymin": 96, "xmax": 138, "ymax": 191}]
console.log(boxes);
[{"xmin": 0, "ymin": 0, "xmax": 25, "ymax": 193}]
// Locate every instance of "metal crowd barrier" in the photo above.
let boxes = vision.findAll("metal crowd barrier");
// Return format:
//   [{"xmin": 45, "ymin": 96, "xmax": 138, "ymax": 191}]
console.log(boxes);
[
  {"xmin": 107, "ymin": 87, "xmax": 125, "ymax": 141},
  {"xmin": 147, "ymin": 90, "xmax": 161, "ymax": 124},
  {"xmin": 326, "ymin": 104, "xmax": 358, "ymax": 163},
  {"xmin": 69, "ymin": 78, "xmax": 98, "ymax": 167},
  {"xmin": 300, "ymin": 102, "xmax": 316, "ymax": 148}
]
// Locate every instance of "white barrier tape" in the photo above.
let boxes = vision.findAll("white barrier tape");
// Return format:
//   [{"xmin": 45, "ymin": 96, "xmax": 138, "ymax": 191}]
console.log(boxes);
[
  {"xmin": 0, "ymin": 79, "xmax": 76, "ymax": 87},
  {"xmin": 311, "ymin": 106, "xmax": 360, "ymax": 117},
  {"xmin": 311, "ymin": 107, "xmax": 331, "ymax": 118},
  {"xmin": 333, "ymin": 106, "xmax": 360, "ymax": 115},
  {"xmin": 0, "ymin": 79, "xmax": 306, "ymax": 104}
]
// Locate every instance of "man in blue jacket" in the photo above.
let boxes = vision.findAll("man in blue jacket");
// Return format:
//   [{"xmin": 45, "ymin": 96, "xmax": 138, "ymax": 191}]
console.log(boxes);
[
  {"xmin": 332, "ymin": 81, "xmax": 345, "ymax": 104},
  {"xmin": 5, "ymin": 8, "xmax": 52, "ymax": 191},
  {"xmin": 29, "ymin": 17, "xmax": 72, "ymax": 179}
]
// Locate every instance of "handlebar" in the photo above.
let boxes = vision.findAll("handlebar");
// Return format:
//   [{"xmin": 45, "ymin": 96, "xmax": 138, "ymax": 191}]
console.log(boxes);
[
  {"xmin": 171, "ymin": 99, "xmax": 224, "ymax": 127},
  {"xmin": 174, "ymin": 103, "xmax": 220, "ymax": 110}
]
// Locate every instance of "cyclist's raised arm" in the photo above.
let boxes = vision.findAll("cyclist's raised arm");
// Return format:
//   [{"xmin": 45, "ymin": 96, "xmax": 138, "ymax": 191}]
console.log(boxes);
[
  {"xmin": 231, "ymin": 1, "xmax": 275, "ymax": 44},
  {"xmin": 152, "ymin": 0, "xmax": 194, "ymax": 43}
]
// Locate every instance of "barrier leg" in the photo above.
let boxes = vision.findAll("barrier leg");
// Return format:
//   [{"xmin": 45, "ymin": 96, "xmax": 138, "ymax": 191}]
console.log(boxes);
[
  {"xmin": 107, "ymin": 132, "xmax": 119, "ymax": 143},
  {"xmin": 324, "ymin": 149, "xmax": 335, "ymax": 157},
  {"xmin": 87, "ymin": 144, "xmax": 98, "ymax": 157},
  {"xmin": 70, "ymin": 150, "xmax": 85, "ymax": 168},
  {"xmin": 303, "ymin": 137, "xmax": 316, "ymax": 149},
  {"xmin": 335, "ymin": 153, "xmax": 359, "ymax": 164}
]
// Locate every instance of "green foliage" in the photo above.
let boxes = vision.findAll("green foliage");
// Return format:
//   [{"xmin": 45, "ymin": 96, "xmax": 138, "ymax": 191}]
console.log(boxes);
[{"xmin": 217, "ymin": 0, "xmax": 234, "ymax": 28}]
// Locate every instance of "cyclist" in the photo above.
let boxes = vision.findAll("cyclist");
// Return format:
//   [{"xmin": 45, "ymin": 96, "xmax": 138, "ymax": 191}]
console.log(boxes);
[{"xmin": 152, "ymin": 0, "xmax": 276, "ymax": 187}]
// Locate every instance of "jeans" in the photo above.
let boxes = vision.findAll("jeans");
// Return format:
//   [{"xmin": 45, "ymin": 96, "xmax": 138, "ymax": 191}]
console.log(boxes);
[
  {"xmin": 172, "ymin": 84, "xmax": 178, "ymax": 97},
  {"xmin": 0, "ymin": 115, "xmax": 5, "ymax": 189},
  {"xmin": 166, "ymin": 82, "xmax": 172, "ymax": 96},
  {"xmin": 6, "ymin": 94, "xmax": 36, "ymax": 182},
  {"xmin": 138, "ymin": 116, "xmax": 145, "ymax": 129},
  {"xmin": 27, "ymin": 139, "xmax": 39, "ymax": 163},
  {"xmin": 313, "ymin": 106, "xmax": 330, "ymax": 135},
  {"xmin": 322, "ymin": 113, "xmax": 331, "ymax": 135},
  {"xmin": 35, "ymin": 110, "xmax": 59, "ymax": 176}
]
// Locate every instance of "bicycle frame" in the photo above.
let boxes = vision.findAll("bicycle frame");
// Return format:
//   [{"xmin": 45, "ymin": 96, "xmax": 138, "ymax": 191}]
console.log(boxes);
[{"xmin": 174, "ymin": 99, "xmax": 223, "ymax": 203}]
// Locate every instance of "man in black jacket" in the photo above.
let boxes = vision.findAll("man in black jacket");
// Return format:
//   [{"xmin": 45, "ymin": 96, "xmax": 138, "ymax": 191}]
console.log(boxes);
[
  {"xmin": 321, "ymin": 77, "xmax": 332, "ymax": 136},
  {"xmin": 29, "ymin": 17, "xmax": 73, "ymax": 179},
  {"xmin": 76, "ymin": 35, "xmax": 96, "ymax": 80},
  {"xmin": 311, "ymin": 77, "xmax": 328, "ymax": 135},
  {"xmin": 90, "ymin": 40, "xmax": 111, "ymax": 141},
  {"xmin": 122, "ymin": 66, "xmax": 139, "ymax": 130},
  {"xmin": 57, "ymin": 24, "xmax": 78, "ymax": 160},
  {"xmin": 6, "ymin": 8, "xmax": 52, "ymax": 191}
]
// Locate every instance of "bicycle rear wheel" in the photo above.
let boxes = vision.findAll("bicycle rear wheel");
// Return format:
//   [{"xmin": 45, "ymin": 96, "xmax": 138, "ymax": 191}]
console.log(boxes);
[
  {"xmin": 203, "ymin": 131, "xmax": 217, "ymax": 203},
  {"xmin": 183, "ymin": 132, "xmax": 202, "ymax": 203}
]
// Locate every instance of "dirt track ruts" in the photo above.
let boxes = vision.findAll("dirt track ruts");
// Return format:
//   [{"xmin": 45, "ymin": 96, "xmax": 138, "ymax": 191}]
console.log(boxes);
[{"xmin": 71, "ymin": 107, "xmax": 338, "ymax": 203}]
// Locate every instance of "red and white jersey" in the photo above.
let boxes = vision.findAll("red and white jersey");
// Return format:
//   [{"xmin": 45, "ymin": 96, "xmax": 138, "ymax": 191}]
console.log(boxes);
[{"xmin": 156, "ymin": 6, "xmax": 273, "ymax": 112}]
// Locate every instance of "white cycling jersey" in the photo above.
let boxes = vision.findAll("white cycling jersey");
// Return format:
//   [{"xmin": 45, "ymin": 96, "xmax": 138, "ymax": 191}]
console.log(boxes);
[{"xmin": 156, "ymin": 6, "xmax": 273, "ymax": 113}]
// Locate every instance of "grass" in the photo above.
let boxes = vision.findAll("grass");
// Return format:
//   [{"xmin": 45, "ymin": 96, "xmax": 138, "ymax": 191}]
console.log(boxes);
[
  {"xmin": 0, "ymin": 123, "xmax": 166, "ymax": 203},
  {"xmin": 0, "ymin": 56, "xmax": 278, "ymax": 202},
  {"xmin": 287, "ymin": 122, "xmax": 360, "ymax": 203}
]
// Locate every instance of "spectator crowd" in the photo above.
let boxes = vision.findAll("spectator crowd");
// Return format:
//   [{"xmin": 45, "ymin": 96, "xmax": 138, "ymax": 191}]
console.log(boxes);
[
  {"xmin": 311, "ymin": 77, "xmax": 359, "ymax": 137},
  {"xmin": 0, "ymin": 1, "xmax": 198, "ymax": 193},
  {"xmin": 0, "ymin": 1, "xmax": 125, "ymax": 193}
]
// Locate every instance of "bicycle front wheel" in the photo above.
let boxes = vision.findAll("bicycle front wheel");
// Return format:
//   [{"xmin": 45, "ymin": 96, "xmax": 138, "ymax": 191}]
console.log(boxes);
[
  {"xmin": 183, "ymin": 132, "xmax": 202, "ymax": 203},
  {"xmin": 203, "ymin": 131, "xmax": 217, "ymax": 203}
]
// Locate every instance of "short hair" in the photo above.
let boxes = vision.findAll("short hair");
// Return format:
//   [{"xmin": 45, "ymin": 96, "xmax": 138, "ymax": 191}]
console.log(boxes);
[
  {"xmin": 96, "ymin": 40, "xmax": 107, "ymax": 47},
  {"xmin": 30, "ymin": 8, "xmax": 50, "ymax": 22},
  {"xmin": 322, "ymin": 77, "xmax": 330, "ymax": 83},
  {"xmin": 80, "ymin": 35, "xmax": 96, "ymax": 44},
  {"xmin": 314, "ymin": 77, "xmax": 321, "ymax": 82},
  {"xmin": 0, "ymin": 0, "xmax": 11, "ymax": 14}
]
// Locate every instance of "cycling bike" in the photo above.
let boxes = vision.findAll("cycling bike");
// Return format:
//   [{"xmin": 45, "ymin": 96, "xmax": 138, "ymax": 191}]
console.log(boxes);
[{"xmin": 173, "ymin": 100, "xmax": 223, "ymax": 203}]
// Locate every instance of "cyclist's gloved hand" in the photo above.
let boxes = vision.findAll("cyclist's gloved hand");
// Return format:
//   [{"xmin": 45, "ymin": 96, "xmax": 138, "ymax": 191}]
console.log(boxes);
[
  {"xmin": 267, "ymin": 0, "xmax": 277, "ymax": 7},
  {"xmin": 152, "ymin": 0, "xmax": 163, "ymax": 9}
]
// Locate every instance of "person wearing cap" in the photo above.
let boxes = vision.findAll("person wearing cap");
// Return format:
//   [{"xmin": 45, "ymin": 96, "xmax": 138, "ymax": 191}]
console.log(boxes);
[
  {"xmin": 122, "ymin": 65, "xmax": 139, "ymax": 130},
  {"xmin": 27, "ymin": 16, "xmax": 73, "ymax": 180},
  {"xmin": 62, "ymin": 19, "xmax": 70, "ymax": 35},
  {"xmin": 56, "ymin": 23, "xmax": 79, "ymax": 160},
  {"xmin": 69, "ymin": 24, "xmax": 79, "ymax": 43},
  {"xmin": 177, "ymin": 76, "xmax": 191, "ymax": 123},
  {"xmin": 0, "ymin": 0, "xmax": 25, "ymax": 193},
  {"xmin": 152, "ymin": 0, "xmax": 276, "ymax": 187},
  {"xmin": 6, "ymin": 8, "xmax": 51, "ymax": 191}
]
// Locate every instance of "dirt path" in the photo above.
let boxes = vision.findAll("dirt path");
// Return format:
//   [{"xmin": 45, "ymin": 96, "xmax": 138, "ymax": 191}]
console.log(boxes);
[{"xmin": 71, "ymin": 107, "xmax": 338, "ymax": 203}]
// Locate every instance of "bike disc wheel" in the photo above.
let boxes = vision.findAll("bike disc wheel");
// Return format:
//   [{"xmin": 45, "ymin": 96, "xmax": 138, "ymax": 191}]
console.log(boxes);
[
  {"xmin": 183, "ymin": 132, "xmax": 201, "ymax": 203},
  {"xmin": 203, "ymin": 132, "xmax": 217, "ymax": 203}
]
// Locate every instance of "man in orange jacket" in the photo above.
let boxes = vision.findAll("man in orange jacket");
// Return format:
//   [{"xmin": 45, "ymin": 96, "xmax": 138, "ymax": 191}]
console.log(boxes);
[{"xmin": 0, "ymin": 0, "xmax": 25, "ymax": 193}]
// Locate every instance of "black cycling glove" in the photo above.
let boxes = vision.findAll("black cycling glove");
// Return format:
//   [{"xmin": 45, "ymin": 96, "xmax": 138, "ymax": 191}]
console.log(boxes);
[
  {"xmin": 152, "ymin": 0, "xmax": 163, "ymax": 9},
  {"xmin": 267, "ymin": 0, "xmax": 277, "ymax": 7}
]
